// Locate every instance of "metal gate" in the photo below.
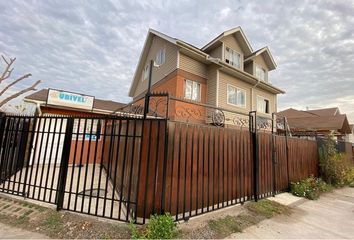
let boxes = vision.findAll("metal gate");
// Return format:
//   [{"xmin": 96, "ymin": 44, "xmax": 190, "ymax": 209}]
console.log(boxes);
[{"xmin": 0, "ymin": 114, "xmax": 158, "ymax": 223}]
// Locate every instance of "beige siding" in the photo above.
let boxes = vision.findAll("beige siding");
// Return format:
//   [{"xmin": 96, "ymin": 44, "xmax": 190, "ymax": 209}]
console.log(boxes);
[
  {"xmin": 208, "ymin": 45, "xmax": 222, "ymax": 59},
  {"xmin": 221, "ymin": 35, "xmax": 244, "ymax": 70},
  {"xmin": 207, "ymin": 65, "xmax": 218, "ymax": 106},
  {"xmin": 179, "ymin": 53, "xmax": 208, "ymax": 78},
  {"xmin": 134, "ymin": 36, "xmax": 178, "ymax": 97},
  {"xmin": 218, "ymin": 71, "xmax": 252, "ymax": 115},
  {"xmin": 252, "ymin": 88, "xmax": 276, "ymax": 117},
  {"xmin": 218, "ymin": 70, "xmax": 276, "ymax": 118},
  {"xmin": 253, "ymin": 54, "xmax": 269, "ymax": 82}
]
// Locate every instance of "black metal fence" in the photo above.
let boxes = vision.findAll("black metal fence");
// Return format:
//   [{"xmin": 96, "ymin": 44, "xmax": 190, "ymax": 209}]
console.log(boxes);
[{"xmin": 0, "ymin": 97, "xmax": 319, "ymax": 224}]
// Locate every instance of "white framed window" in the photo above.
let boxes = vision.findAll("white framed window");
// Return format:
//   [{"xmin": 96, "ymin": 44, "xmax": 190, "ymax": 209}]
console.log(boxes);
[
  {"xmin": 184, "ymin": 79, "xmax": 201, "ymax": 102},
  {"xmin": 227, "ymin": 84, "xmax": 246, "ymax": 107},
  {"xmin": 155, "ymin": 48, "xmax": 166, "ymax": 65},
  {"xmin": 225, "ymin": 46, "xmax": 241, "ymax": 69},
  {"xmin": 142, "ymin": 64, "xmax": 149, "ymax": 82},
  {"xmin": 255, "ymin": 65, "xmax": 266, "ymax": 82},
  {"xmin": 257, "ymin": 96, "xmax": 270, "ymax": 114}
]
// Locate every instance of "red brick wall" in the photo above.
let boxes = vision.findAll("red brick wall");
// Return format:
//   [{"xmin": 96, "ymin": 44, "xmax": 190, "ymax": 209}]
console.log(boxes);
[{"xmin": 133, "ymin": 69, "xmax": 208, "ymax": 124}]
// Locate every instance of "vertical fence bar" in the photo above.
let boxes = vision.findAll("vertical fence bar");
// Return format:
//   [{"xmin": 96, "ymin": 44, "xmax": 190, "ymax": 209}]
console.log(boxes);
[
  {"xmin": 37, "ymin": 116, "xmax": 53, "ymax": 200},
  {"xmin": 81, "ymin": 117, "xmax": 95, "ymax": 213},
  {"xmin": 126, "ymin": 118, "xmax": 137, "ymax": 221},
  {"xmin": 271, "ymin": 113, "xmax": 276, "ymax": 196},
  {"xmin": 74, "ymin": 118, "xmax": 88, "ymax": 210},
  {"xmin": 13, "ymin": 117, "xmax": 27, "ymax": 194},
  {"xmin": 95, "ymin": 118, "xmax": 108, "ymax": 216},
  {"xmin": 142, "ymin": 120, "xmax": 153, "ymax": 224},
  {"xmin": 249, "ymin": 111, "xmax": 259, "ymax": 202},
  {"xmin": 7, "ymin": 117, "xmax": 20, "ymax": 192},
  {"xmin": 175, "ymin": 123, "xmax": 182, "ymax": 221},
  {"xmin": 88, "ymin": 118, "xmax": 101, "ymax": 214},
  {"xmin": 134, "ymin": 119, "xmax": 145, "ymax": 223},
  {"xmin": 284, "ymin": 117, "xmax": 290, "ymax": 189},
  {"xmin": 49, "ymin": 117, "xmax": 65, "ymax": 203},
  {"xmin": 160, "ymin": 119, "xmax": 169, "ymax": 214},
  {"xmin": 118, "ymin": 119, "xmax": 130, "ymax": 219},
  {"xmin": 43, "ymin": 117, "xmax": 58, "ymax": 202},
  {"xmin": 32, "ymin": 117, "xmax": 47, "ymax": 199},
  {"xmin": 27, "ymin": 116, "xmax": 42, "ymax": 198},
  {"xmin": 56, "ymin": 117, "xmax": 74, "ymax": 211},
  {"xmin": 0, "ymin": 113, "xmax": 6, "ymax": 182},
  {"xmin": 22, "ymin": 117, "xmax": 37, "ymax": 197},
  {"xmin": 110, "ymin": 119, "xmax": 122, "ymax": 219}
]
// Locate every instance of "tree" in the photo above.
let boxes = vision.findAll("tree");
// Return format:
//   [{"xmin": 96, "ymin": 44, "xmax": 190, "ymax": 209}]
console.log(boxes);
[{"xmin": 0, "ymin": 54, "xmax": 41, "ymax": 109}]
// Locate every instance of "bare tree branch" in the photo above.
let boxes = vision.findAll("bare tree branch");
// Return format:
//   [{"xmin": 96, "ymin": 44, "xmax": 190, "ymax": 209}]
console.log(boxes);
[
  {"xmin": 0, "ymin": 73, "xmax": 32, "ymax": 96},
  {"xmin": 0, "ymin": 55, "xmax": 16, "ymax": 83},
  {"xmin": 0, "ymin": 80, "xmax": 41, "ymax": 108}
]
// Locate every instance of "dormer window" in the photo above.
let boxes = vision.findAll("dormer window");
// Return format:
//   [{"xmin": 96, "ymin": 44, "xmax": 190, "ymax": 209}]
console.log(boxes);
[
  {"xmin": 256, "ymin": 65, "xmax": 266, "ymax": 82},
  {"xmin": 155, "ymin": 48, "xmax": 166, "ymax": 65},
  {"xmin": 225, "ymin": 47, "xmax": 241, "ymax": 69}
]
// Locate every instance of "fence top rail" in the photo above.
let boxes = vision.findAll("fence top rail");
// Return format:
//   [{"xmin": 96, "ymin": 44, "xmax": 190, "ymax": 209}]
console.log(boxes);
[{"xmin": 0, "ymin": 113, "xmax": 161, "ymax": 121}]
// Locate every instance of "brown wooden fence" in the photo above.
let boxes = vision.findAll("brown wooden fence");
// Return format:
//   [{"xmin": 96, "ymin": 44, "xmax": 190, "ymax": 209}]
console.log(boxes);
[{"xmin": 131, "ymin": 121, "xmax": 319, "ymax": 222}]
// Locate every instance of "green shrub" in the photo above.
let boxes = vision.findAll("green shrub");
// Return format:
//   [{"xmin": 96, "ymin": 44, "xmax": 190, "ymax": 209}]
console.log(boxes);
[
  {"xmin": 319, "ymin": 136, "xmax": 354, "ymax": 186},
  {"xmin": 291, "ymin": 176, "xmax": 331, "ymax": 200},
  {"xmin": 129, "ymin": 213, "xmax": 177, "ymax": 239}
]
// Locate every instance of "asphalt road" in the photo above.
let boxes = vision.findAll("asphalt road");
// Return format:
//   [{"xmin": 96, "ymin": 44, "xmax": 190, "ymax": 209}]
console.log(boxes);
[{"xmin": 229, "ymin": 187, "xmax": 354, "ymax": 239}]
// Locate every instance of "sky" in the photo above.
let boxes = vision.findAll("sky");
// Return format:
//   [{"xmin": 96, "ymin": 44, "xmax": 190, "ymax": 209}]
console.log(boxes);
[{"xmin": 0, "ymin": 0, "xmax": 354, "ymax": 122}]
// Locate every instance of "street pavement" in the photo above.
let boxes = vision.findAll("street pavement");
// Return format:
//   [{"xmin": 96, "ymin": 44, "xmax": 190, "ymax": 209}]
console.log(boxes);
[{"xmin": 228, "ymin": 187, "xmax": 354, "ymax": 239}]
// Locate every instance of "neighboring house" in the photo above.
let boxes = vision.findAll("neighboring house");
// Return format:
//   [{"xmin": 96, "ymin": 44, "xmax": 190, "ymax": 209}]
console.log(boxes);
[
  {"xmin": 23, "ymin": 88, "xmax": 126, "ymax": 165},
  {"xmin": 348, "ymin": 124, "xmax": 354, "ymax": 143},
  {"xmin": 128, "ymin": 27, "xmax": 285, "ymax": 126},
  {"xmin": 278, "ymin": 107, "xmax": 352, "ymax": 140},
  {"xmin": 24, "ymin": 88, "xmax": 126, "ymax": 116}
]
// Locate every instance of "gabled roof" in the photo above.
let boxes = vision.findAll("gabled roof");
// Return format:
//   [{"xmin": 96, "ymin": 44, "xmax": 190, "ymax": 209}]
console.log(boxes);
[
  {"xmin": 278, "ymin": 107, "xmax": 351, "ymax": 134},
  {"xmin": 201, "ymin": 27, "xmax": 253, "ymax": 56},
  {"xmin": 128, "ymin": 29, "xmax": 178, "ymax": 97},
  {"xmin": 307, "ymin": 107, "xmax": 339, "ymax": 116},
  {"xmin": 129, "ymin": 28, "xmax": 284, "ymax": 97},
  {"xmin": 244, "ymin": 47, "xmax": 277, "ymax": 71},
  {"xmin": 286, "ymin": 115, "xmax": 351, "ymax": 133},
  {"xmin": 25, "ymin": 89, "xmax": 126, "ymax": 113},
  {"xmin": 278, "ymin": 108, "xmax": 318, "ymax": 118}
]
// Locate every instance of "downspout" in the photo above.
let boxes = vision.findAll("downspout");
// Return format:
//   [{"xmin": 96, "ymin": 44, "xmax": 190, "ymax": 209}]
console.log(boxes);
[
  {"xmin": 36, "ymin": 102, "xmax": 42, "ymax": 116},
  {"xmin": 205, "ymin": 55, "xmax": 221, "ymax": 107},
  {"xmin": 251, "ymin": 78, "xmax": 261, "ymax": 111}
]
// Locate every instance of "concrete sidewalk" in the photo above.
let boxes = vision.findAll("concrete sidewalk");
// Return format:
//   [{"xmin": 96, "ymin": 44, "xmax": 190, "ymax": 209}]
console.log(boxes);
[
  {"xmin": 0, "ymin": 222, "xmax": 48, "ymax": 239},
  {"xmin": 229, "ymin": 187, "xmax": 354, "ymax": 239}
]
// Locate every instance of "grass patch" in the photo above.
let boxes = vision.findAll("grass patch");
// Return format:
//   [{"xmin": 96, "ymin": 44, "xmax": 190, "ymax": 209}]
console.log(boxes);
[
  {"xmin": 206, "ymin": 201, "xmax": 290, "ymax": 239},
  {"xmin": 208, "ymin": 215, "xmax": 241, "ymax": 238},
  {"xmin": 245, "ymin": 199, "xmax": 291, "ymax": 218},
  {"xmin": 13, "ymin": 207, "xmax": 22, "ymax": 212},
  {"xmin": 2, "ymin": 204, "xmax": 11, "ymax": 209},
  {"xmin": 15, "ymin": 215, "xmax": 30, "ymax": 225},
  {"xmin": 42, "ymin": 212, "xmax": 63, "ymax": 230},
  {"xmin": 24, "ymin": 209, "xmax": 34, "ymax": 216}
]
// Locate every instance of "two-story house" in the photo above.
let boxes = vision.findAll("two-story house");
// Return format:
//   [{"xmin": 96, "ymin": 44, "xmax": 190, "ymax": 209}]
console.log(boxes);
[{"xmin": 128, "ymin": 27, "xmax": 285, "ymax": 126}]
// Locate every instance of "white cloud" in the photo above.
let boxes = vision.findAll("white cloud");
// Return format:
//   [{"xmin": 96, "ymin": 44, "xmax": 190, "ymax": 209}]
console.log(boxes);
[{"xmin": 0, "ymin": 0, "xmax": 353, "ymax": 123}]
